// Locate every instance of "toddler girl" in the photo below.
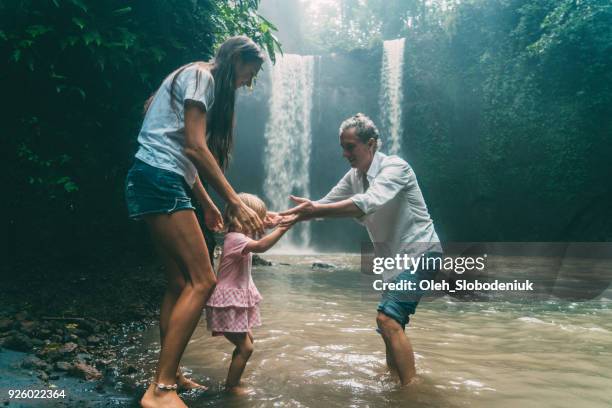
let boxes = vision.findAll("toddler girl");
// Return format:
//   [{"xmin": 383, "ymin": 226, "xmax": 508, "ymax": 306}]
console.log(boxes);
[{"xmin": 206, "ymin": 193, "xmax": 290, "ymax": 392}]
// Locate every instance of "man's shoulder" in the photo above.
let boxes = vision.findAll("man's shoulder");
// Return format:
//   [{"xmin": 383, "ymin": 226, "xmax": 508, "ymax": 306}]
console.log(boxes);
[{"xmin": 379, "ymin": 154, "xmax": 411, "ymax": 171}]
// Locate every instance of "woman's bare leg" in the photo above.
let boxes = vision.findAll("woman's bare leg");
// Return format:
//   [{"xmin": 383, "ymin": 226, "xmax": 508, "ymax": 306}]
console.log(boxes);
[
  {"xmin": 140, "ymin": 210, "xmax": 216, "ymax": 408},
  {"xmin": 153, "ymin": 237, "xmax": 206, "ymax": 390},
  {"xmin": 224, "ymin": 333, "xmax": 254, "ymax": 389}
]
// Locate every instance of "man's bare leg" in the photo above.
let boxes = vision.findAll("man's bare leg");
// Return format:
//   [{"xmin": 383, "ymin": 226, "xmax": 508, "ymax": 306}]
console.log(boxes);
[{"xmin": 376, "ymin": 312, "xmax": 417, "ymax": 385}]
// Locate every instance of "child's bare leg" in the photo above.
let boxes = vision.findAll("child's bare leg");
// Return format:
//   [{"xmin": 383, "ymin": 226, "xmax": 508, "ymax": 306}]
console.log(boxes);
[{"xmin": 224, "ymin": 332, "xmax": 254, "ymax": 388}]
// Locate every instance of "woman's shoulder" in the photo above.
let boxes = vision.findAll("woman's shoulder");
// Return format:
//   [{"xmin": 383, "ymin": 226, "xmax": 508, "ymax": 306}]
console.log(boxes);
[{"xmin": 181, "ymin": 62, "xmax": 214, "ymax": 82}]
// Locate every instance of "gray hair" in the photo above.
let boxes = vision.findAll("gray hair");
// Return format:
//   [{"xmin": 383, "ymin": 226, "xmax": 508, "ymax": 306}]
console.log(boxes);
[{"xmin": 339, "ymin": 113, "xmax": 381, "ymax": 148}]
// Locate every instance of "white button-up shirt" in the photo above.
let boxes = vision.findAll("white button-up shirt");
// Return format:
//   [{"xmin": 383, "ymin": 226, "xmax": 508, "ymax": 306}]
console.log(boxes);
[{"xmin": 317, "ymin": 151, "xmax": 441, "ymax": 280}]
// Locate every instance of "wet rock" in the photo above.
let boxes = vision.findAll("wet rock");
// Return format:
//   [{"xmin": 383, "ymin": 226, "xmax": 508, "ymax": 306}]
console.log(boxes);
[
  {"xmin": 95, "ymin": 358, "xmax": 112, "ymax": 368},
  {"xmin": 95, "ymin": 383, "xmax": 106, "ymax": 393},
  {"xmin": 75, "ymin": 353, "xmax": 92, "ymax": 362},
  {"xmin": 59, "ymin": 342, "xmax": 78, "ymax": 354},
  {"xmin": 73, "ymin": 329, "xmax": 89, "ymax": 337},
  {"xmin": 86, "ymin": 335, "xmax": 101, "ymax": 345},
  {"xmin": 77, "ymin": 320, "xmax": 97, "ymax": 334},
  {"xmin": 37, "ymin": 343, "xmax": 64, "ymax": 362},
  {"xmin": 0, "ymin": 318, "xmax": 13, "ymax": 332},
  {"xmin": 15, "ymin": 311, "xmax": 28, "ymax": 321},
  {"xmin": 2, "ymin": 332, "xmax": 33, "ymax": 352},
  {"xmin": 55, "ymin": 361, "xmax": 73, "ymax": 371},
  {"xmin": 19, "ymin": 320, "xmax": 36, "ymax": 334},
  {"xmin": 37, "ymin": 328, "xmax": 52, "ymax": 339},
  {"xmin": 31, "ymin": 338, "xmax": 45, "ymax": 347},
  {"xmin": 312, "ymin": 261, "xmax": 337, "ymax": 269},
  {"xmin": 38, "ymin": 371, "xmax": 49, "ymax": 382},
  {"xmin": 253, "ymin": 254, "xmax": 272, "ymax": 266},
  {"xmin": 21, "ymin": 356, "xmax": 50, "ymax": 371},
  {"xmin": 69, "ymin": 362, "xmax": 102, "ymax": 381},
  {"xmin": 49, "ymin": 374, "xmax": 60, "ymax": 380},
  {"xmin": 122, "ymin": 364, "xmax": 137, "ymax": 375}
]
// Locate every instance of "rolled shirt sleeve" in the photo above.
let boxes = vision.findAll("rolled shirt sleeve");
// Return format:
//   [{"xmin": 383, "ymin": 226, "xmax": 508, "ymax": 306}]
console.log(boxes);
[{"xmin": 351, "ymin": 159, "xmax": 411, "ymax": 215}]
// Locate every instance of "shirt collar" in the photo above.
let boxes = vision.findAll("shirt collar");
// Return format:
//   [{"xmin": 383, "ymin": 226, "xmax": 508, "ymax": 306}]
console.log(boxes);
[{"xmin": 361, "ymin": 151, "xmax": 385, "ymax": 181}]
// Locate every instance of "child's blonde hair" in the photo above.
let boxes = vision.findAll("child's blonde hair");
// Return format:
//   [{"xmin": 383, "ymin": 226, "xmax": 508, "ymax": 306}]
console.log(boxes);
[{"xmin": 225, "ymin": 193, "xmax": 267, "ymax": 233}]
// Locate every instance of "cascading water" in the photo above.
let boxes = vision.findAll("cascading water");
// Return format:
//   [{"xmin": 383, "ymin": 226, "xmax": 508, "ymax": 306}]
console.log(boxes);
[
  {"xmin": 379, "ymin": 38, "xmax": 406, "ymax": 156},
  {"xmin": 263, "ymin": 54, "xmax": 314, "ymax": 248}
]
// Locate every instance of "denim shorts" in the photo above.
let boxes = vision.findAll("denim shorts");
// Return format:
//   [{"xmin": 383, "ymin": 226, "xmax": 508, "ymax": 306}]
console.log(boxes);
[
  {"xmin": 125, "ymin": 159, "xmax": 196, "ymax": 219},
  {"xmin": 377, "ymin": 252, "xmax": 442, "ymax": 330}
]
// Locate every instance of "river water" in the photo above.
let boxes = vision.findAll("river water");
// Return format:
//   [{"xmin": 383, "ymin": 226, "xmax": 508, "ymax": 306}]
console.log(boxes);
[{"xmin": 131, "ymin": 254, "xmax": 612, "ymax": 408}]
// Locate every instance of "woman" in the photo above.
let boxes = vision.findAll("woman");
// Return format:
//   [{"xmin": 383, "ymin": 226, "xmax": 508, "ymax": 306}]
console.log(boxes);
[{"xmin": 125, "ymin": 36, "xmax": 266, "ymax": 408}]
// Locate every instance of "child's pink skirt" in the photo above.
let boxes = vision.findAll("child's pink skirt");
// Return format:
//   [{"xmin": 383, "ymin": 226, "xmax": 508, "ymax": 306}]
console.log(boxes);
[{"xmin": 206, "ymin": 286, "xmax": 262, "ymax": 336}]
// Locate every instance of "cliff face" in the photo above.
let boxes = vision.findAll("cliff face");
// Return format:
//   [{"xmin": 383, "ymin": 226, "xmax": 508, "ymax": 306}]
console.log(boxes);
[{"xmin": 229, "ymin": 42, "xmax": 612, "ymax": 250}]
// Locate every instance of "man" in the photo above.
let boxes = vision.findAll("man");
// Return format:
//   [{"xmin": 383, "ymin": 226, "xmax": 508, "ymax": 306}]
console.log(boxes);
[{"xmin": 281, "ymin": 113, "xmax": 441, "ymax": 385}]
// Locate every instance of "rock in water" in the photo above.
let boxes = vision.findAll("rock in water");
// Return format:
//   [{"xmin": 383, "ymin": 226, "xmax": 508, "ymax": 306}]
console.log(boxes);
[
  {"xmin": 312, "ymin": 261, "xmax": 337, "ymax": 270},
  {"xmin": 253, "ymin": 255, "xmax": 272, "ymax": 266}
]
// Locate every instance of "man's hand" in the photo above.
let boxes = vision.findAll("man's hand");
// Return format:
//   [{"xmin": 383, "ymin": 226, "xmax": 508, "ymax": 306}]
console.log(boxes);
[
  {"xmin": 279, "ymin": 195, "xmax": 318, "ymax": 219},
  {"xmin": 203, "ymin": 204, "xmax": 224, "ymax": 232}
]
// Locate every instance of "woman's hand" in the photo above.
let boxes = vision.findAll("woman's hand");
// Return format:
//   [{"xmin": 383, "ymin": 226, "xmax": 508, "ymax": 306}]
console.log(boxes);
[
  {"xmin": 232, "ymin": 200, "xmax": 264, "ymax": 236},
  {"xmin": 203, "ymin": 204, "xmax": 224, "ymax": 232}
]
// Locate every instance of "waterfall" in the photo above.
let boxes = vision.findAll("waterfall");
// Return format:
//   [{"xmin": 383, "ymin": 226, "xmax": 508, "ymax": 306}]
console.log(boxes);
[
  {"xmin": 263, "ymin": 54, "xmax": 314, "ymax": 248},
  {"xmin": 379, "ymin": 38, "xmax": 406, "ymax": 156}
]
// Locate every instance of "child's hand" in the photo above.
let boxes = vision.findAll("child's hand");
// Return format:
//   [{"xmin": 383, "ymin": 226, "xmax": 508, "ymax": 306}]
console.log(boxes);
[
  {"xmin": 204, "ymin": 205, "xmax": 224, "ymax": 232},
  {"xmin": 279, "ymin": 214, "xmax": 299, "ymax": 228},
  {"xmin": 277, "ymin": 223, "xmax": 292, "ymax": 232},
  {"xmin": 263, "ymin": 211, "xmax": 282, "ymax": 228}
]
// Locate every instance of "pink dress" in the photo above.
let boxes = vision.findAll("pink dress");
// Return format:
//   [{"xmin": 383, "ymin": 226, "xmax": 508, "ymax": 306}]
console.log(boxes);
[{"xmin": 206, "ymin": 232, "xmax": 262, "ymax": 335}]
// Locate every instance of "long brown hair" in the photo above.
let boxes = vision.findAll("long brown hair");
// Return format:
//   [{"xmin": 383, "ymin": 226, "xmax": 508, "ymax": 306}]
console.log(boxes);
[{"xmin": 144, "ymin": 36, "xmax": 265, "ymax": 170}]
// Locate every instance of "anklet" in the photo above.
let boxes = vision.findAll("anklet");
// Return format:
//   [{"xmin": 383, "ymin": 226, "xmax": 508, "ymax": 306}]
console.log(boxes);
[{"xmin": 153, "ymin": 381, "xmax": 178, "ymax": 391}]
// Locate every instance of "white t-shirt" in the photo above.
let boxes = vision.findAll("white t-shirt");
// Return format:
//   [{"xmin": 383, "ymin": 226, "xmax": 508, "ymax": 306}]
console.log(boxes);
[
  {"xmin": 318, "ymin": 151, "xmax": 441, "ymax": 281},
  {"xmin": 135, "ymin": 63, "xmax": 215, "ymax": 186}
]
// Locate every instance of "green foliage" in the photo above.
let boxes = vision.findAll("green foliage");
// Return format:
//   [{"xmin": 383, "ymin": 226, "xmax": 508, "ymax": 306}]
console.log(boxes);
[
  {"xmin": 301, "ymin": 0, "xmax": 611, "ymax": 240},
  {"xmin": 2, "ymin": 0, "xmax": 281, "ymax": 268}
]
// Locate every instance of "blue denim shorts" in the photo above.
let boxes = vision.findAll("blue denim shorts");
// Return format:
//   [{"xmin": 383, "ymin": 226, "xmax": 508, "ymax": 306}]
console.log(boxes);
[
  {"xmin": 125, "ymin": 159, "xmax": 196, "ymax": 219},
  {"xmin": 377, "ymin": 252, "xmax": 442, "ymax": 330}
]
